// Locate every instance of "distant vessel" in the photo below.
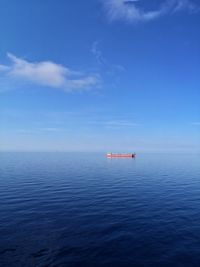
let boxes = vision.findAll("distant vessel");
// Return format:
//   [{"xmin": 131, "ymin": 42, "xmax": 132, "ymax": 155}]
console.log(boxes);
[{"xmin": 106, "ymin": 153, "xmax": 136, "ymax": 158}]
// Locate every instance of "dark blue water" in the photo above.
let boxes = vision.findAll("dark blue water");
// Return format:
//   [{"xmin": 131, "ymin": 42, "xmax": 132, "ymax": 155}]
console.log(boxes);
[{"xmin": 0, "ymin": 152, "xmax": 200, "ymax": 267}]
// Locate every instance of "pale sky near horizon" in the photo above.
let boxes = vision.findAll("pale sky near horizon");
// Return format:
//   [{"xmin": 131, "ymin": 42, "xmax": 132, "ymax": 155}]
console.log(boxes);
[{"xmin": 0, "ymin": 0, "xmax": 199, "ymax": 152}]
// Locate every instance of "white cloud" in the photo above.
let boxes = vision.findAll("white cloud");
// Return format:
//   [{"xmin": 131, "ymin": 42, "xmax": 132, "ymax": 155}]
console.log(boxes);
[
  {"xmin": 0, "ymin": 53, "xmax": 99, "ymax": 91},
  {"xmin": 102, "ymin": 0, "xmax": 198, "ymax": 23}
]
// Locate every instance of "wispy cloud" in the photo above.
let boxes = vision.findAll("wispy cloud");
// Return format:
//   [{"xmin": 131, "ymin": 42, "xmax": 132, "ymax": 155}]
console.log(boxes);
[
  {"xmin": 0, "ymin": 53, "xmax": 99, "ymax": 92},
  {"xmin": 91, "ymin": 41, "xmax": 125, "ymax": 70},
  {"xmin": 104, "ymin": 120, "xmax": 139, "ymax": 128},
  {"xmin": 101, "ymin": 0, "xmax": 198, "ymax": 23},
  {"xmin": 0, "ymin": 64, "xmax": 9, "ymax": 71},
  {"xmin": 91, "ymin": 41, "xmax": 105, "ymax": 65},
  {"xmin": 192, "ymin": 122, "xmax": 200, "ymax": 126},
  {"xmin": 91, "ymin": 40, "xmax": 126, "ymax": 90}
]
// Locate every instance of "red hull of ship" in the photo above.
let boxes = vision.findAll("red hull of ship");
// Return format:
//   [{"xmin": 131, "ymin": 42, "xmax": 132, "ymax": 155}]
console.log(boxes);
[{"xmin": 106, "ymin": 153, "xmax": 135, "ymax": 158}]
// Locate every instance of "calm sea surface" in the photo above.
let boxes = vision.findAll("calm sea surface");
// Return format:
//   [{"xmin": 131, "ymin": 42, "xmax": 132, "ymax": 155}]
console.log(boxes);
[{"xmin": 0, "ymin": 152, "xmax": 200, "ymax": 267}]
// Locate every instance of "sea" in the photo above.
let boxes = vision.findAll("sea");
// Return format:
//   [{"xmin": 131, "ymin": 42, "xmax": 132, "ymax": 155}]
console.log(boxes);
[{"xmin": 0, "ymin": 152, "xmax": 200, "ymax": 267}]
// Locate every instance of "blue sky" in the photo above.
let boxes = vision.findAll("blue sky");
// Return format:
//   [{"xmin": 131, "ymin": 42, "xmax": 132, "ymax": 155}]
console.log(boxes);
[{"xmin": 0, "ymin": 0, "xmax": 199, "ymax": 152}]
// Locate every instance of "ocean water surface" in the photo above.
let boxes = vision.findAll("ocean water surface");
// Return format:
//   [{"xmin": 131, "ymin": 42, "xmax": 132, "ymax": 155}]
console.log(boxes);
[{"xmin": 0, "ymin": 152, "xmax": 200, "ymax": 267}]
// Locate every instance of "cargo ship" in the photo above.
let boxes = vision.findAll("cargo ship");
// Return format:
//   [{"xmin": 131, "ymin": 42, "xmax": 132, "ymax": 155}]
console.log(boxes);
[{"xmin": 106, "ymin": 153, "xmax": 136, "ymax": 158}]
